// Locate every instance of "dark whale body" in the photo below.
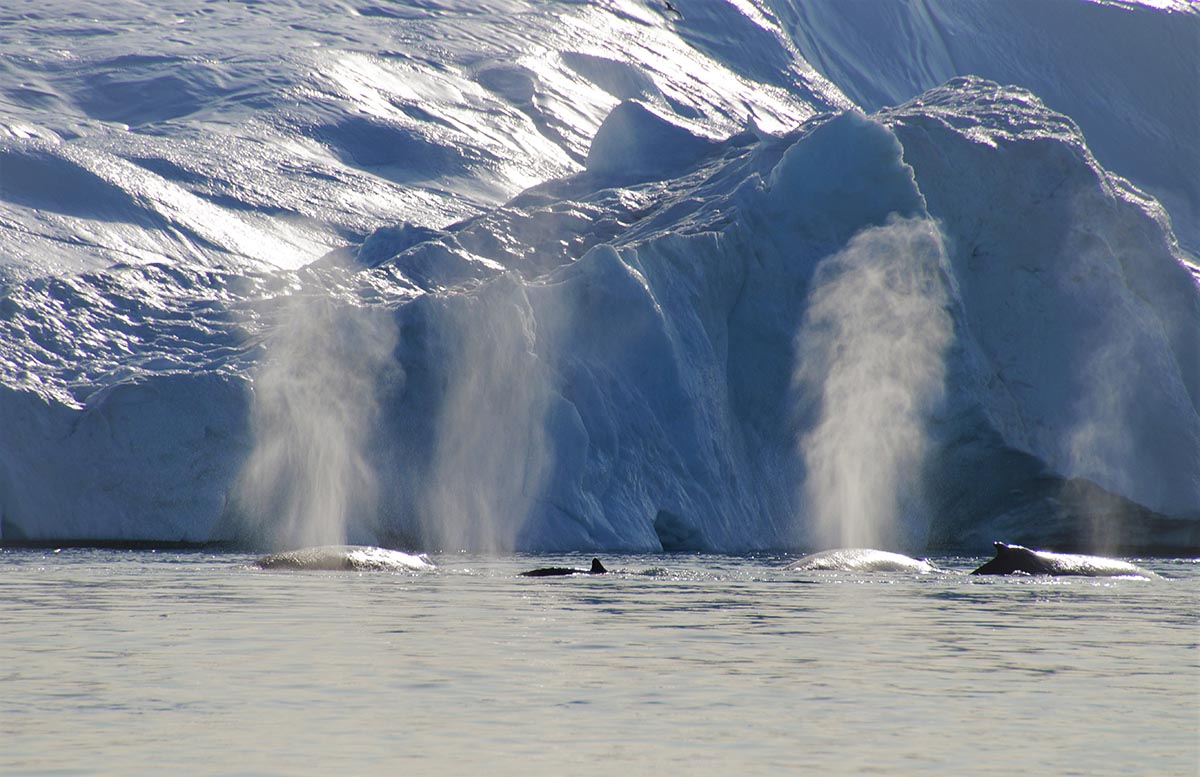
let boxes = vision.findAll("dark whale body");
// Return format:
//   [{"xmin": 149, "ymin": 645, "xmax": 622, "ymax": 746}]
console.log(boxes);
[
  {"xmin": 520, "ymin": 558, "xmax": 608, "ymax": 577},
  {"xmin": 971, "ymin": 542, "xmax": 1159, "ymax": 579}
]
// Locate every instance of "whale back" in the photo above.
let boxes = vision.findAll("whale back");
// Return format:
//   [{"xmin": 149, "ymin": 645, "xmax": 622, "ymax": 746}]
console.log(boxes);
[
  {"xmin": 970, "ymin": 542, "xmax": 1052, "ymax": 576},
  {"xmin": 519, "ymin": 565, "xmax": 578, "ymax": 577},
  {"xmin": 784, "ymin": 548, "xmax": 936, "ymax": 573},
  {"xmin": 254, "ymin": 545, "xmax": 435, "ymax": 572},
  {"xmin": 520, "ymin": 557, "xmax": 609, "ymax": 577},
  {"xmin": 971, "ymin": 542, "xmax": 1159, "ymax": 578}
]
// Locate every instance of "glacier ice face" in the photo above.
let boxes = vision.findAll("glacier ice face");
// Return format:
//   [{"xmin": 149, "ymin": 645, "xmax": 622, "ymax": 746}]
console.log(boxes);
[
  {"xmin": 881, "ymin": 79, "xmax": 1200, "ymax": 524},
  {"xmin": 304, "ymin": 82, "xmax": 1197, "ymax": 553},
  {"xmin": 1, "ymin": 2, "xmax": 1197, "ymax": 552},
  {"xmin": 772, "ymin": 0, "xmax": 1200, "ymax": 254}
]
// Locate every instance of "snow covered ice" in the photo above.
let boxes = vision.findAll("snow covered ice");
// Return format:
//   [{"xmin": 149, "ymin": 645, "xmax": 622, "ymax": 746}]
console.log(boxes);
[{"xmin": 0, "ymin": 0, "xmax": 1197, "ymax": 552}]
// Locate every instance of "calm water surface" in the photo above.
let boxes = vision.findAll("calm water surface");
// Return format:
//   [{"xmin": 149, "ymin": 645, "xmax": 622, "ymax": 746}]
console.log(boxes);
[{"xmin": 1, "ymin": 550, "xmax": 1197, "ymax": 776}]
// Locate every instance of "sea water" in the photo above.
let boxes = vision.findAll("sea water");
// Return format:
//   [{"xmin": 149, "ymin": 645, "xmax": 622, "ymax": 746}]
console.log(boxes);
[{"xmin": 1, "ymin": 550, "xmax": 1196, "ymax": 776}]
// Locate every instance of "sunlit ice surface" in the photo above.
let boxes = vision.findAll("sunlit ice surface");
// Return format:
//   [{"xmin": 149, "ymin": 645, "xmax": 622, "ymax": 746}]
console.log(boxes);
[{"xmin": 0, "ymin": 0, "xmax": 833, "ymax": 280}]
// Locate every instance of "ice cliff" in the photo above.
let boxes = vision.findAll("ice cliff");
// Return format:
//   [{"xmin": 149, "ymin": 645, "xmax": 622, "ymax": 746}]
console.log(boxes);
[{"xmin": 1, "ymin": 0, "xmax": 1196, "ymax": 552}]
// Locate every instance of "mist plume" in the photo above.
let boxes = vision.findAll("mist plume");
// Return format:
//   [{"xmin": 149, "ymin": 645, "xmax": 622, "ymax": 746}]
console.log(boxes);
[
  {"xmin": 236, "ymin": 290, "xmax": 399, "ymax": 550},
  {"xmin": 793, "ymin": 216, "xmax": 953, "ymax": 550},
  {"xmin": 420, "ymin": 277, "xmax": 557, "ymax": 552}
]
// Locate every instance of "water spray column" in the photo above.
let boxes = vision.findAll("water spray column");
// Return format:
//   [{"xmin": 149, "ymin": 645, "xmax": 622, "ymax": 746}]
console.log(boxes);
[{"xmin": 236, "ymin": 278, "xmax": 399, "ymax": 551}]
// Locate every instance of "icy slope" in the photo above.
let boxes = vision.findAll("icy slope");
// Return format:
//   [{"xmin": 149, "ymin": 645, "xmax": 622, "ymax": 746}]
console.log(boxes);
[
  {"xmin": 1, "ymin": 1, "xmax": 1197, "ymax": 551},
  {"xmin": 0, "ymin": 0, "xmax": 840, "ymax": 281}
]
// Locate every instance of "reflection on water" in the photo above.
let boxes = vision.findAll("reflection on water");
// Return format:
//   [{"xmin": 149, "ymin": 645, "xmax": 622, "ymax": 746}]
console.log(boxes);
[{"xmin": 1, "ymin": 551, "xmax": 1196, "ymax": 775}]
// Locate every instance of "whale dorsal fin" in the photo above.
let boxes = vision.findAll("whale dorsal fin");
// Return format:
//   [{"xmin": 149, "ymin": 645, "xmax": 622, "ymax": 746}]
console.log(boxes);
[
  {"xmin": 590, "ymin": 558, "xmax": 607, "ymax": 574},
  {"xmin": 996, "ymin": 542, "xmax": 1037, "ymax": 556}
]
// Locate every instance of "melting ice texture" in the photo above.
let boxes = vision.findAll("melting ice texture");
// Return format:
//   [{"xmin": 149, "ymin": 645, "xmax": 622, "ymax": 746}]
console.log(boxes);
[{"xmin": 0, "ymin": 1, "xmax": 1197, "ymax": 552}]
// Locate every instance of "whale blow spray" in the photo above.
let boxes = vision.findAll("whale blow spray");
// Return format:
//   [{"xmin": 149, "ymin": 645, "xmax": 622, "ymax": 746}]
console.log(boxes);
[
  {"xmin": 420, "ymin": 277, "xmax": 557, "ymax": 552},
  {"xmin": 236, "ymin": 291, "xmax": 399, "ymax": 550},
  {"xmin": 794, "ymin": 216, "xmax": 953, "ymax": 550}
]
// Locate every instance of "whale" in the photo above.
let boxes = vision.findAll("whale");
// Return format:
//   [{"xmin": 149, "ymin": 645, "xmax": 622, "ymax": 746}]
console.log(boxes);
[
  {"xmin": 783, "ymin": 548, "xmax": 937, "ymax": 573},
  {"xmin": 970, "ymin": 542, "xmax": 1159, "ymax": 579},
  {"xmin": 253, "ymin": 545, "xmax": 435, "ymax": 572},
  {"xmin": 519, "ymin": 558, "xmax": 608, "ymax": 577}
]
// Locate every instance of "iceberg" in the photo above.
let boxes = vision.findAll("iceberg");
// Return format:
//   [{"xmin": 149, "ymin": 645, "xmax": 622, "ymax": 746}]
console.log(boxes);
[
  {"xmin": 0, "ymin": 1, "xmax": 1196, "ymax": 554},
  {"xmin": 775, "ymin": 0, "xmax": 1200, "ymax": 254}
]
